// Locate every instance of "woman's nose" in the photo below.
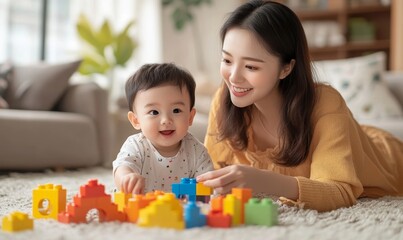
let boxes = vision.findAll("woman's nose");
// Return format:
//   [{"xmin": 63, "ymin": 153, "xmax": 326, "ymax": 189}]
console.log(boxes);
[{"xmin": 229, "ymin": 67, "xmax": 242, "ymax": 83}]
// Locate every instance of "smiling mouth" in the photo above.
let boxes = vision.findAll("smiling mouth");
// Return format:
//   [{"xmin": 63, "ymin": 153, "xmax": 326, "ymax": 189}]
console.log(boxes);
[
  {"xmin": 233, "ymin": 86, "xmax": 252, "ymax": 93},
  {"xmin": 160, "ymin": 130, "xmax": 175, "ymax": 135}
]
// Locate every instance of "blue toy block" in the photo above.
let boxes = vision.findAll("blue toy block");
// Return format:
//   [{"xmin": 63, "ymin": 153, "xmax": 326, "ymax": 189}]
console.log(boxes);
[
  {"xmin": 184, "ymin": 201, "xmax": 206, "ymax": 228},
  {"xmin": 172, "ymin": 178, "xmax": 197, "ymax": 201}
]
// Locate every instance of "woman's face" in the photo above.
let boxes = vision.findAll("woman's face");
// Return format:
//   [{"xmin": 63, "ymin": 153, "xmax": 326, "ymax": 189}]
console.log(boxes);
[{"xmin": 220, "ymin": 28, "xmax": 289, "ymax": 108}]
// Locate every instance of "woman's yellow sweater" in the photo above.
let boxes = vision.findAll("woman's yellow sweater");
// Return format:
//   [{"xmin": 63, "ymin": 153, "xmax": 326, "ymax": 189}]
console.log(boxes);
[{"xmin": 205, "ymin": 84, "xmax": 403, "ymax": 211}]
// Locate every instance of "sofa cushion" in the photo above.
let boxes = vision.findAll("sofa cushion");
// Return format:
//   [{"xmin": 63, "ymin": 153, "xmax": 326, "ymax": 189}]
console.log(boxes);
[
  {"xmin": 314, "ymin": 52, "xmax": 403, "ymax": 120},
  {"xmin": 0, "ymin": 63, "xmax": 13, "ymax": 109},
  {"xmin": 4, "ymin": 60, "xmax": 81, "ymax": 111}
]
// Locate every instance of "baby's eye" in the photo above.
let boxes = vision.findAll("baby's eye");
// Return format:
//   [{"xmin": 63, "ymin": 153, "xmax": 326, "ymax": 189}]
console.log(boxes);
[
  {"xmin": 173, "ymin": 108, "xmax": 182, "ymax": 114},
  {"xmin": 148, "ymin": 110, "xmax": 159, "ymax": 115}
]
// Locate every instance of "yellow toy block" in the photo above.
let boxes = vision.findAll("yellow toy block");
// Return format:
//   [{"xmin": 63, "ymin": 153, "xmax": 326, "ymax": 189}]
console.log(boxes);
[
  {"xmin": 138, "ymin": 193, "xmax": 184, "ymax": 229},
  {"xmin": 223, "ymin": 194, "xmax": 242, "ymax": 226},
  {"xmin": 2, "ymin": 211, "xmax": 33, "ymax": 232},
  {"xmin": 32, "ymin": 183, "xmax": 66, "ymax": 219},
  {"xmin": 231, "ymin": 188, "xmax": 252, "ymax": 223},
  {"xmin": 196, "ymin": 182, "xmax": 212, "ymax": 196},
  {"xmin": 113, "ymin": 191, "xmax": 132, "ymax": 211}
]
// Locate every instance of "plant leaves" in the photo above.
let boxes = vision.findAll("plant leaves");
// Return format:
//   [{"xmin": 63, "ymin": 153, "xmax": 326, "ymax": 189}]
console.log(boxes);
[
  {"xmin": 78, "ymin": 55, "xmax": 110, "ymax": 75},
  {"xmin": 76, "ymin": 14, "xmax": 105, "ymax": 55},
  {"xmin": 96, "ymin": 21, "xmax": 114, "ymax": 47},
  {"xmin": 113, "ymin": 34, "xmax": 136, "ymax": 66}
]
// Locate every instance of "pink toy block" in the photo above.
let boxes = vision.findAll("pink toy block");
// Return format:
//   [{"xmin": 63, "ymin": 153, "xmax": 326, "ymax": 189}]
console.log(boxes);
[
  {"xmin": 2, "ymin": 211, "xmax": 33, "ymax": 232},
  {"xmin": 32, "ymin": 183, "xmax": 66, "ymax": 219},
  {"xmin": 58, "ymin": 179, "xmax": 126, "ymax": 223}
]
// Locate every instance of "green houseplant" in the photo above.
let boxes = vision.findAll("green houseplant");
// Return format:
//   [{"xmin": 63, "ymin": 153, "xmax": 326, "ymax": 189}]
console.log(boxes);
[{"xmin": 76, "ymin": 14, "xmax": 137, "ymax": 93}]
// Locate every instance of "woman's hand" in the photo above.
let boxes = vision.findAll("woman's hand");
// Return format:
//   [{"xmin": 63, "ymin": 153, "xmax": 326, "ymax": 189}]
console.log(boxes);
[
  {"xmin": 196, "ymin": 165, "xmax": 265, "ymax": 195},
  {"xmin": 196, "ymin": 164, "xmax": 299, "ymax": 199}
]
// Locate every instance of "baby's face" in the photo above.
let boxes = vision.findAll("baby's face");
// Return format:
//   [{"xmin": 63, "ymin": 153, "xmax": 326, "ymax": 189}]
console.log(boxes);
[{"xmin": 130, "ymin": 84, "xmax": 195, "ymax": 156}]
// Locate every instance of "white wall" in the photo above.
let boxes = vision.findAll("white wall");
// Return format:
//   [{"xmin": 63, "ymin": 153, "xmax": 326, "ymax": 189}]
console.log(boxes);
[{"xmin": 161, "ymin": 0, "xmax": 241, "ymax": 86}]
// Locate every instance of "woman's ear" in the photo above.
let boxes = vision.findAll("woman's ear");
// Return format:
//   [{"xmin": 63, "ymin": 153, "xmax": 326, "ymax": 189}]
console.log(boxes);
[
  {"xmin": 188, "ymin": 108, "xmax": 196, "ymax": 126},
  {"xmin": 127, "ymin": 111, "xmax": 141, "ymax": 130},
  {"xmin": 280, "ymin": 59, "xmax": 296, "ymax": 79}
]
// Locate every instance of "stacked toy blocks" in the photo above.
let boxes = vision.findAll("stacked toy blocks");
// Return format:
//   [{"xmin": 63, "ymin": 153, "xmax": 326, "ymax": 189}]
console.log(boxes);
[
  {"xmin": 58, "ymin": 179, "xmax": 126, "ymax": 223},
  {"xmin": 2, "ymin": 212, "xmax": 33, "ymax": 232}
]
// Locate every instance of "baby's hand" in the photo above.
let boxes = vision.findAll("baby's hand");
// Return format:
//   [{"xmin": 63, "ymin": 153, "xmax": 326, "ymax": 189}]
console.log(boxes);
[{"xmin": 119, "ymin": 173, "xmax": 145, "ymax": 194}]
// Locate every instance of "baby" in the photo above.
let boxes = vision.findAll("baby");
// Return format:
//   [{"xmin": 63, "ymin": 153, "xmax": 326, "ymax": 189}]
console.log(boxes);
[{"xmin": 112, "ymin": 63, "xmax": 214, "ymax": 194}]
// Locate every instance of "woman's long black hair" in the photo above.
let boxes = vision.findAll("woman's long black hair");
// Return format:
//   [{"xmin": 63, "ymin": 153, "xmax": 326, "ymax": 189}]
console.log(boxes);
[{"xmin": 217, "ymin": 0, "xmax": 316, "ymax": 166}]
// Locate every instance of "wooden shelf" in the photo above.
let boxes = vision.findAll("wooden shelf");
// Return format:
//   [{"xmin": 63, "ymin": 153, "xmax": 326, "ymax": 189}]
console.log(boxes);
[{"xmin": 288, "ymin": 0, "xmax": 392, "ymax": 69}]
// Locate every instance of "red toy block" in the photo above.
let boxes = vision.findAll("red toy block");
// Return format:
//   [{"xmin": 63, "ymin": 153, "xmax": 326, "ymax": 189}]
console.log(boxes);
[
  {"xmin": 206, "ymin": 210, "xmax": 231, "ymax": 228},
  {"xmin": 58, "ymin": 179, "xmax": 126, "ymax": 224}
]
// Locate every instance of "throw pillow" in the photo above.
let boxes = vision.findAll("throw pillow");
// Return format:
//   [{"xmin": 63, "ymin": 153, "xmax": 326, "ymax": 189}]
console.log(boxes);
[
  {"xmin": 5, "ymin": 60, "xmax": 82, "ymax": 110},
  {"xmin": 313, "ymin": 52, "xmax": 403, "ymax": 120},
  {"xmin": 0, "ymin": 63, "xmax": 13, "ymax": 109}
]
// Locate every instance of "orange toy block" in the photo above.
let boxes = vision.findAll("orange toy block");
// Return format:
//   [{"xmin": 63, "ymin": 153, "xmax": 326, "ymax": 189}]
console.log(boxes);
[
  {"xmin": 137, "ymin": 193, "xmax": 184, "ymax": 229},
  {"xmin": 210, "ymin": 195, "xmax": 224, "ymax": 212},
  {"xmin": 206, "ymin": 210, "xmax": 231, "ymax": 228},
  {"xmin": 223, "ymin": 194, "xmax": 242, "ymax": 226},
  {"xmin": 196, "ymin": 182, "xmax": 212, "ymax": 196},
  {"xmin": 2, "ymin": 211, "xmax": 33, "ymax": 232},
  {"xmin": 114, "ymin": 191, "xmax": 132, "ymax": 211},
  {"xmin": 32, "ymin": 183, "xmax": 66, "ymax": 219},
  {"xmin": 58, "ymin": 179, "xmax": 126, "ymax": 223},
  {"xmin": 124, "ymin": 194, "xmax": 157, "ymax": 223},
  {"xmin": 231, "ymin": 188, "xmax": 252, "ymax": 223}
]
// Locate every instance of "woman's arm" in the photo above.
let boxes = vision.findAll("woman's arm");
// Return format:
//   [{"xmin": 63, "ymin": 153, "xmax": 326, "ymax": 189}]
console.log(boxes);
[{"xmin": 196, "ymin": 165, "xmax": 299, "ymax": 200}]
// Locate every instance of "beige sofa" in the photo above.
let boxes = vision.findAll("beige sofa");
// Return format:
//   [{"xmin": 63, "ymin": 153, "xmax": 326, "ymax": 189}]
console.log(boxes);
[{"xmin": 0, "ymin": 61, "xmax": 111, "ymax": 170}]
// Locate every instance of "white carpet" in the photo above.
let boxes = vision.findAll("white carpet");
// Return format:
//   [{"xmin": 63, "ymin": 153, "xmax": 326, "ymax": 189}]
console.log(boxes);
[{"xmin": 0, "ymin": 167, "xmax": 403, "ymax": 240}]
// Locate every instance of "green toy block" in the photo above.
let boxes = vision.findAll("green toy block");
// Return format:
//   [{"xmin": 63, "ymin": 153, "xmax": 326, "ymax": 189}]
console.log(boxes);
[{"xmin": 245, "ymin": 198, "xmax": 278, "ymax": 227}]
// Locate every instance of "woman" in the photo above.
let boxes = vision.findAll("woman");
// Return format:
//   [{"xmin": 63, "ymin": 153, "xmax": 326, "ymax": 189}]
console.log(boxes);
[{"xmin": 196, "ymin": 0, "xmax": 403, "ymax": 212}]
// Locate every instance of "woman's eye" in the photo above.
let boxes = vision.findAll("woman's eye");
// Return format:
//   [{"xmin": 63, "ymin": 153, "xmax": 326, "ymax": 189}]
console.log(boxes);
[
  {"xmin": 222, "ymin": 58, "xmax": 231, "ymax": 64},
  {"xmin": 173, "ymin": 108, "xmax": 182, "ymax": 114},
  {"xmin": 149, "ymin": 110, "xmax": 159, "ymax": 115},
  {"xmin": 246, "ymin": 65, "xmax": 258, "ymax": 70}
]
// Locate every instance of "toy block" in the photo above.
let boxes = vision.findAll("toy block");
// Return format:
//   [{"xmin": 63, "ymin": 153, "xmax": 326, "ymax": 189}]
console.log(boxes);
[
  {"xmin": 184, "ymin": 201, "xmax": 206, "ymax": 228},
  {"xmin": 210, "ymin": 195, "xmax": 224, "ymax": 212},
  {"xmin": 138, "ymin": 193, "xmax": 184, "ymax": 229},
  {"xmin": 231, "ymin": 188, "xmax": 252, "ymax": 224},
  {"xmin": 32, "ymin": 183, "xmax": 66, "ymax": 219},
  {"xmin": 196, "ymin": 182, "xmax": 212, "ymax": 196},
  {"xmin": 206, "ymin": 210, "xmax": 231, "ymax": 228},
  {"xmin": 2, "ymin": 211, "xmax": 33, "ymax": 232},
  {"xmin": 124, "ymin": 194, "xmax": 157, "ymax": 223},
  {"xmin": 223, "ymin": 194, "xmax": 242, "ymax": 226},
  {"xmin": 172, "ymin": 178, "xmax": 197, "ymax": 201},
  {"xmin": 245, "ymin": 198, "xmax": 278, "ymax": 227},
  {"xmin": 114, "ymin": 191, "xmax": 132, "ymax": 211},
  {"xmin": 58, "ymin": 179, "xmax": 126, "ymax": 224}
]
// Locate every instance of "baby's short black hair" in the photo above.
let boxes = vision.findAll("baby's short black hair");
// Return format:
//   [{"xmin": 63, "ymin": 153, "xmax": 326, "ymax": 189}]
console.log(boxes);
[{"xmin": 125, "ymin": 63, "xmax": 196, "ymax": 112}]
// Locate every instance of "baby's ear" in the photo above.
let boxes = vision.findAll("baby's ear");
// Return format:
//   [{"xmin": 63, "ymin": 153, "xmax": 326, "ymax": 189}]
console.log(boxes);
[
  {"xmin": 127, "ymin": 111, "xmax": 141, "ymax": 130},
  {"xmin": 188, "ymin": 108, "xmax": 196, "ymax": 126}
]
